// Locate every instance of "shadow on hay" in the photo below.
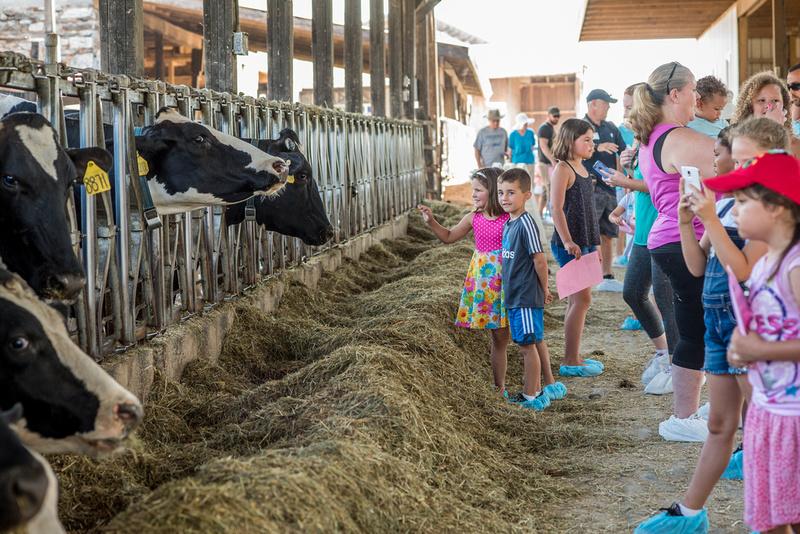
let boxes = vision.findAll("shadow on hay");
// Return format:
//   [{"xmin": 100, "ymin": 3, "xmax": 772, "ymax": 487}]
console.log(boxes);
[{"xmin": 53, "ymin": 203, "xmax": 632, "ymax": 533}]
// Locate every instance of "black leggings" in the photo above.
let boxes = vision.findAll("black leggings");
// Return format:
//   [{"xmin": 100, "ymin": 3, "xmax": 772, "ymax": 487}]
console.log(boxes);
[
  {"xmin": 623, "ymin": 244, "xmax": 678, "ymax": 353},
  {"xmin": 650, "ymin": 243, "xmax": 706, "ymax": 371}
]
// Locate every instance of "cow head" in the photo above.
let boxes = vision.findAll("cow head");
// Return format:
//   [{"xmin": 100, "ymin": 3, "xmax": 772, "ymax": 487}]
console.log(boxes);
[
  {"xmin": 0, "ymin": 112, "xmax": 112, "ymax": 301},
  {"xmin": 135, "ymin": 108, "xmax": 290, "ymax": 215},
  {"xmin": 225, "ymin": 129, "xmax": 334, "ymax": 246},
  {"xmin": 0, "ymin": 405, "xmax": 50, "ymax": 532},
  {"xmin": 0, "ymin": 268, "xmax": 143, "ymax": 457}
]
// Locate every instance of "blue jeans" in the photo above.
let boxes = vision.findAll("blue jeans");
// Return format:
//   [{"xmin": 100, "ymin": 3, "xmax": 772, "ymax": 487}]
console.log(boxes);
[
  {"xmin": 550, "ymin": 242, "xmax": 596, "ymax": 268},
  {"xmin": 702, "ymin": 293, "xmax": 745, "ymax": 375}
]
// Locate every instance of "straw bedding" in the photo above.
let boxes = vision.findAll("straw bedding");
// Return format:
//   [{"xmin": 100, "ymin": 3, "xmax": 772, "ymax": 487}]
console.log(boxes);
[{"xmin": 52, "ymin": 202, "xmax": 633, "ymax": 533}]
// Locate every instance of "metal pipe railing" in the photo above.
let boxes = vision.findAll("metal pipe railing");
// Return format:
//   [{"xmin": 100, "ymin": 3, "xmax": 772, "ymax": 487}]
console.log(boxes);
[{"xmin": 0, "ymin": 51, "xmax": 425, "ymax": 360}]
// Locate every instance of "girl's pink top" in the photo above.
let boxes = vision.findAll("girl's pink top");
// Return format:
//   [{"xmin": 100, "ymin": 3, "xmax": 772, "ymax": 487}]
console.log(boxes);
[
  {"xmin": 638, "ymin": 123, "xmax": 704, "ymax": 249},
  {"xmin": 473, "ymin": 211, "xmax": 510, "ymax": 252},
  {"xmin": 747, "ymin": 242, "xmax": 800, "ymax": 416}
]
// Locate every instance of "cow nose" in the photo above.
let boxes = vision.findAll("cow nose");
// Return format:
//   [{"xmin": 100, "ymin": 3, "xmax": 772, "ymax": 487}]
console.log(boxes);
[
  {"xmin": 47, "ymin": 273, "xmax": 85, "ymax": 299},
  {"xmin": 116, "ymin": 402, "xmax": 143, "ymax": 432},
  {"xmin": 8, "ymin": 465, "xmax": 47, "ymax": 522},
  {"xmin": 322, "ymin": 226, "xmax": 334, "ymax": 242}
]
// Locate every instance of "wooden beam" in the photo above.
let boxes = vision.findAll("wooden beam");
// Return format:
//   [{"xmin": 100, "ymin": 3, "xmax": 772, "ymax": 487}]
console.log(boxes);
[
  {"xmin": 99, "ymin": 0, "xmax": 144, "ymax": 76},
  {"xmin": 402, "ymin": 0, "xmax": 416, "ymax": 119},
  {"xmin": 143, "ymin": 12, "xmax": 203, "ymax": 49},
  {"xmin": 773, "ymin": 0, "xmax": 788, "ymax": 77},
  {"xmin": 415, "ymin": 0, "xmax": 440, "ymax": 16},
  {"xmin": 203, "ymin": 0, "xmax": 238, "ymax": 93},
  {"xmin": 312, "ymin": 0, "xmax": 334, "ymax": 107},
  {"xmin": 267, "ymin": 0, "xmax": 293, "ymax": 101},
  {"xmin": 344, "ymin": 0, "xmax": 363, "ymax": 112},
  {"xmin": 154, "ymin": 31, "xmax": 164, "ymax": 79},
  {"xmin": 369, "ymin": 0, "xmax": 386, "ymax": 116},
  {"xmin": 738, "ymin": 0, "xmax": 769, "ymax": 17},
  {"xmin": 739, "ymin": 13, "xmax": 749, "ymax": 83},
  {"xmin": 388, "ymin": 0, "xmax": 403, "ymax": 117}
]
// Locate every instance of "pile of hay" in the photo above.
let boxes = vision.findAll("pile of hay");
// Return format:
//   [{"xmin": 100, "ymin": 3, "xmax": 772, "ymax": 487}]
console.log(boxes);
[{"xmin": 54, "ymin": 203, "xmax": 631, "ymax": 533}]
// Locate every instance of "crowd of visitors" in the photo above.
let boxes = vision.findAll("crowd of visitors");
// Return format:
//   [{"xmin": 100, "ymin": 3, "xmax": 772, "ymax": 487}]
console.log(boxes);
[{"xmin": 430, "ymin": 61, "xmax": 800, "ymax": 533}]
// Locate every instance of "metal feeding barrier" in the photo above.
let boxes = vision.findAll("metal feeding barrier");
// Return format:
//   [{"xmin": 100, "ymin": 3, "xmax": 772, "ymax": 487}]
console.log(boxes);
[{"xmin": 0, "ymin": 51, "xmax": 425, "ymax": 361}]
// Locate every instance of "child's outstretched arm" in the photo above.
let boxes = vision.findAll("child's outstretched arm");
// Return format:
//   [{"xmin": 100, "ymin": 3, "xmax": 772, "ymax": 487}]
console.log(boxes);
[
  {"xmin": 608, "ymin": 204, "xmax": 625, "ymax": 226},
  {"xmin": 687, "ymin": 185, "xmax": 767, "ymax": 282},
  {"xmin": 417, "ymin": 205, "xmax": 474, "ymax": 244},
  {"xmin": 729, "ymin": 267, "xmax": 800, "ymax": 365},
  {"xmin": 532, "ymin": 252, "xmax": 552, "ymax": 304},
  {"xmin": 678, "ymin": 178, "xmax": 708, "ymax": 277}
]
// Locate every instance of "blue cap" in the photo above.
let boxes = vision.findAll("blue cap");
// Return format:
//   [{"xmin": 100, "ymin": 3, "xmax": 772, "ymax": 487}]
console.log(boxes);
[{"xmin": 586, "ymin": 89, "xmax": 618, "ymax": 103}]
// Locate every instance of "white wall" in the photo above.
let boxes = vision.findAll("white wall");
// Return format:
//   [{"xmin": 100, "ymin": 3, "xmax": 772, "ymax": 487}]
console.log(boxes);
[{"xmin": 696, "ymin": 5, "xmax": 739, "ymax": 118}]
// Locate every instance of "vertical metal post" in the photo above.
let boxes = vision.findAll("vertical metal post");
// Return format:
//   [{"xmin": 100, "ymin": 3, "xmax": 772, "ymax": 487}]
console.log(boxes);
[
  {"xmin": 177, "ymin": 91, "xmax": 197, "ymax": 312},
  {"xmin": 78, "ymin": 79, "xmax": 99, "ymax": 357}
]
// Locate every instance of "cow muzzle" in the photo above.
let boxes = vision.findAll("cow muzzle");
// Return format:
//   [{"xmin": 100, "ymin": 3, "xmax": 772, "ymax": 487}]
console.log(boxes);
[{"xmin": 0, "ymin": 463, "xmax": 47, "ymax": 529}]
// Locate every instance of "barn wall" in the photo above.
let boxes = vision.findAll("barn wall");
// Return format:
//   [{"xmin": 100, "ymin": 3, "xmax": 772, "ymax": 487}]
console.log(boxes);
[
  {"xmin": 104, "ymin": 213, "xmax": 410, "ymax": 403},
  {"xmin": 696, "ymin": 4, "xmax": 739, "ymax": 117},
  {"xmin": 0, "ymin": 0, "xmax": 100, "ymax": 68}
]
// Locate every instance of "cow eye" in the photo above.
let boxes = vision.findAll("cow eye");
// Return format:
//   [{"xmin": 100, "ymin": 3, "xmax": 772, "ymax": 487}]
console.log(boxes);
[
  {"xmin": 1, "ymin": 175, "xmax": 19, "ymax": 190},
  {"xmin": 193, "ymin": 135, "xmax": 205, "ymax": 144},
  {"xmin": 9, "ymin": 337, "xmax": 29, "ymax": 351}
]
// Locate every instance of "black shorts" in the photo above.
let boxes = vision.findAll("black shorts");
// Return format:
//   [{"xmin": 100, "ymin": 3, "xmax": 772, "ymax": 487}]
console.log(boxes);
[{"xmin": 594, "ymin": 188, "xmax": 619, "ymax": 238}]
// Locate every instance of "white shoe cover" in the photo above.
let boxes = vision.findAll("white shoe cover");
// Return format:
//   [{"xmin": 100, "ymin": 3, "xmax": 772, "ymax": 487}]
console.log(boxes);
[
  {"xmin": 695, "ymin": 402, "xmax": 711, "ymax": 420},
  {"xmin": 658, "ymin": 414, "xmax": 709, "ymax": 442},
  {"xmin": 644, "ymin": 367, "xmax": 673, "ymax": 395},
  {"xmin": 641, "ymin": 353, "xmax": 669, "ymax": 387}
]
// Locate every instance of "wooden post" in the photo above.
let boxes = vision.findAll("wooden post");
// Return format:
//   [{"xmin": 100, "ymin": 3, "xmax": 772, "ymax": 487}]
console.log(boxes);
[
  {"xmin": 772, "ymin": 0, "xmax": 788, "ymax": 78},
  {"xmin": 388, "ymin": 0, "xmax": 403, "ymax": 117},
  {"xmin": 738, "ymin": 14, "xmax": 749, "ymax": 84},
  {"xmin": 401, "ymin": 0, "xmax": 416, "ymax": 119},
  {"xmin": 267, "ymin": 0, "xmax": 293, "ymax": 102},
  {"xmin": 154, "ymin": 32, "xmax": 164, "ymax": 80},
  {"xmin": 369, "ymin": 0, "xmax": 386, "ymax": 116},
  {"xmin": 312, "ymin": 0, "xmax": 334, "ymax": 107},
  {"xmin": 203, "ymin": 0, "xmax": 238, "ymax": 93},
  {"xmin": 416, "ymin": 10, "xmax": 439, "ymax": 198},
  {"xmin": 191, "ymin": 48, "xmax": 203, "ymax": 87},
  {"xmin": 344, "ymin": 0, "xmax": 363, "ymax": 112},
  {"xmin": 99, "ymin": 0, "xmax": 144, "ymax": 76}
]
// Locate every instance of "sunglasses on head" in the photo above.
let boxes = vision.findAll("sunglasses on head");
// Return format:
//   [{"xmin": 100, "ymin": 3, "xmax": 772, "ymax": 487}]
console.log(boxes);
[
  {"xmin": 665, "ymin": 62, "xmax": 679, "ymax": 94},
  {"xmin": 789, "ymin": 82, "xmax": 800, "ymax": 91}
]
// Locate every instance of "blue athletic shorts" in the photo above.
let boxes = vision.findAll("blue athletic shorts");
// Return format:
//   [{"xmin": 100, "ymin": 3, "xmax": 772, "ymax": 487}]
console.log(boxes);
[{"xmin": 508, "ymin": 307, "xmax": 544, "ymax": 346}]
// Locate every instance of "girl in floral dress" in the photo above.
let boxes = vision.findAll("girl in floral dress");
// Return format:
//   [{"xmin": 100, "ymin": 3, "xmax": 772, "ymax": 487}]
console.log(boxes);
[{"xmin": 418, "ymin": 167, "xmax": 510, "ymax": 393}]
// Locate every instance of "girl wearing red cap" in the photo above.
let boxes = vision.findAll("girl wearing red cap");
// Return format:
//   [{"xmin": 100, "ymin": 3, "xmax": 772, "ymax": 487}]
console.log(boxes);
[{"xmin": 705, "ymin": 151, "xmax": 800, "ymax": 534}]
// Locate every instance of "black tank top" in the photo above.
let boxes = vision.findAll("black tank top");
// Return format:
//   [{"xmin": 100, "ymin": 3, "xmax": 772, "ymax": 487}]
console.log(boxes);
[{"xmin": 552, "ymin": 161, "xmax": 601, "ymax": 249}]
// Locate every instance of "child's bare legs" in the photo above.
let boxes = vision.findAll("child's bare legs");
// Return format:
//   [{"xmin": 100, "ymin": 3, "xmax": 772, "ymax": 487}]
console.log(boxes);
[
  {"xmin": 563, "ymin": 287, "xmax": 591, "ymax": 366},
  {"xmin": 536, "ymin": 340, "xmax": 555, "ymax": 386},
  {"xmin": 683, "ymin": 374, "xmax": 743, "ymax": 509},
  {"xmin": 519, "ymin": 343, "xmax": 542, "ymax": 397},
  {"xmin": 490, "ymin": 327, "xmax": 510, "ymax": 391}
]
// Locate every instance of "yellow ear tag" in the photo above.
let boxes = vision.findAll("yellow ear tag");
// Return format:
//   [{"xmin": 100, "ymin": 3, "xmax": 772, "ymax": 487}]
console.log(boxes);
[
  {"xmin": 286, "ymin": 175, "xmax": 295, "ymax": 184},
  {"xmin": 136, "ymin": 153, "xmax": 149, "ymax": 176},
  {"xmin": 83, "ymin": 161, "xmax": 111, "ymax": 196}
]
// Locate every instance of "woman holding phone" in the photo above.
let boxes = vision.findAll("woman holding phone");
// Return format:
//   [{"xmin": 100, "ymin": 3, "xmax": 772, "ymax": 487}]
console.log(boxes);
[{"xmin": 629, "ymin": 62, "xmax": 716, "ymax": 443}]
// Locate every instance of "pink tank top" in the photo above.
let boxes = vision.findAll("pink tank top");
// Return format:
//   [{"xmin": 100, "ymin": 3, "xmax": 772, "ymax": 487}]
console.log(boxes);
[
  {"xmin": 747, "ymin": 243, "xmax": 800, "ymax": 416},
  {"xmin": 639, "ymin": 123, "xmax": 704, "ymax": 249},
  {"xmin": 473, "ymin": 211, "xmax": 509, "ymax": 252}
]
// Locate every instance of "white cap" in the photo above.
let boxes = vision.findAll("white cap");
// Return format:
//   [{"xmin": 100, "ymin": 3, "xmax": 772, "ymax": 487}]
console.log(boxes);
[{"xmin": 513, "ymin": 112, "xmax": 532, "ymax": 130}]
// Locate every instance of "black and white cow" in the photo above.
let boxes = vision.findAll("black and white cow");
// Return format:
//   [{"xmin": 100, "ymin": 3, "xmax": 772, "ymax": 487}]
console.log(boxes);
[
  {"xmin": 135, "ymin": 108, "xmax": 290, "ymax": 215},
  {"xmin": 0, "ymin": 112, "xmax": 112, "ymax": 301},
  {"xmin": 0, "ymin": 267, "xmax": 143, "ymax": 456},
  {"xmin": 224, "ymin": 129, "xmax": 334, "ymax": 246}
]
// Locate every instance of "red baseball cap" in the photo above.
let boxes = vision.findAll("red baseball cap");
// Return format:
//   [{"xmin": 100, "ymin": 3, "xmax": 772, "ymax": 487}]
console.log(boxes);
[{"xmin": 703, "ymin": 151, "xmax": 800, "ymax": 205}]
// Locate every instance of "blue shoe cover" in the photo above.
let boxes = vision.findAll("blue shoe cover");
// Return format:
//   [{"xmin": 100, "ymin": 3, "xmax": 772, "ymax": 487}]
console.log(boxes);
[
  {"xmin": 721, "ymin": 449, "xmax": 743, "ymax": 480},
  {"xmin": 621, "ymin": 316, "xmax": 643, "ymax": 330},
  {"xmin": 519, "ymin": 394, "xmax": 550, "ymax": 411},
  {"xmin": 634, "ymin": 508, "xmax": 708, "ymax": 534},
  {"xmin": 559, "ymin": 364, "xmax": 603, "ymax": 377},
  {"xmin": 543, "ymin": 382, "xmax": 567, "ymax": 401},
  {"xmin": 584, "ymin": 358, "xmax": 605, "ymax": 370}
]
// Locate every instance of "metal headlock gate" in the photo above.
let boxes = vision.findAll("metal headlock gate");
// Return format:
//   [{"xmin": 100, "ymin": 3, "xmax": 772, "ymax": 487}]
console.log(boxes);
[{"xmin": 0, "ymin": 52, "xmax": 425, "ymax": 361}]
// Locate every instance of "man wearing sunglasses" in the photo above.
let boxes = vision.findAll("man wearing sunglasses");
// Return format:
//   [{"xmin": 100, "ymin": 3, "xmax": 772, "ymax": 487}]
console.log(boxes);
[{"xmin": 788, "ymin": 63, "xmax": 800, "ymax": 137}]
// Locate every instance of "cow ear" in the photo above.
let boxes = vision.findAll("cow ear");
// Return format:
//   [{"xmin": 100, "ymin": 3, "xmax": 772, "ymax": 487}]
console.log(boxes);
[
  {"xmin": 65, "ymin": 147, "xmax": 113, "ymax": 182},
  {"xmin": 0, "ymin": 403, "xmax": 23, "ymax": 425},
  {"xmin": 278, "ymin": 128, "xmax": 301, "ymax": 152}
]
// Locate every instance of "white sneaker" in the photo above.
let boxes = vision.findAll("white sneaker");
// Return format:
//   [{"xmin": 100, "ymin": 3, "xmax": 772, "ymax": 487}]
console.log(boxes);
[
  {"xmin": 641, "ymin": 353, "xmax": 669, "ymax": 387},
  {"xmin": 695, "ymin": 402, "xmax": 711, "ymax": 420},
  {"xmin": 596, "ymin": 278, "xmax": 624, "ymax": 292},
  {"xmin": 659, "ymin": 414, "xmax": 709, "ymax": 442},
  {"xmin": 644, "ymin": 367, "xmax": 673, "ymax": 395}
]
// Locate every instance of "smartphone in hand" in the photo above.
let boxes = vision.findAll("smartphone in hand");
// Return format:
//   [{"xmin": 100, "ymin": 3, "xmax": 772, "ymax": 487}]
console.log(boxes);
[
  {"xmin": 593, "ymin": 160, "xmax": 612, "ymax": 181},
  {"xmin": 680, "ymin": 166, "xmax": 702, "ymax": 191}
]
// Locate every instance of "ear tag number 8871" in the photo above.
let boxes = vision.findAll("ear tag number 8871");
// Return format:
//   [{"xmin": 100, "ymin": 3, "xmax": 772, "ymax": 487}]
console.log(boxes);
[{"xmin": 83, "ymin": 161, "xmax": 111, "ymax": 196}]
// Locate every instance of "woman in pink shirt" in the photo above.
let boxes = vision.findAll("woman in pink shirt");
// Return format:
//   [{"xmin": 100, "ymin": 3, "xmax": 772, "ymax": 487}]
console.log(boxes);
[{"xmin": 629, "ymin": 62, "xmax": 716, "ymax": 443}]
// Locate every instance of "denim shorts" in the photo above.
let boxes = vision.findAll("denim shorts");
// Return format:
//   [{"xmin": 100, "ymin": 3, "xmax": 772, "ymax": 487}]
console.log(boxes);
[
  {"xmin": 702, "ymin": 293, "xmax": 746, "ymax": 375},
  {"xmin": 550, "ymin": 242, "xmax": 596, "ymax": 268},
  {"xmin": 508, "ymin": 307, "xmax": 544, "ymax": 346}
]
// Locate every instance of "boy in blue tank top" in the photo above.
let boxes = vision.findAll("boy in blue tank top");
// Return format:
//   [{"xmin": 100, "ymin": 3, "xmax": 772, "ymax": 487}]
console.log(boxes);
[{"xmin": 498, "ymin": 168, "xmax": 567, "ymax": 411}]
